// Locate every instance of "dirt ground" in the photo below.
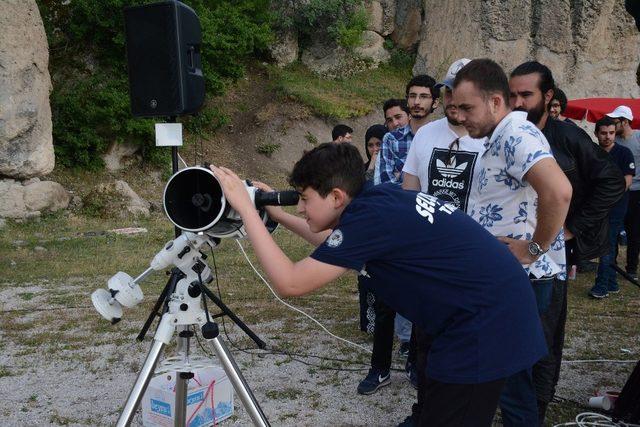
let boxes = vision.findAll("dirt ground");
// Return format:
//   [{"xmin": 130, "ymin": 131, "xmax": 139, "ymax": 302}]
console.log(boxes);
[{"xmin": 1, "ymin": 261, "xmax": 638, "ymax": 426}]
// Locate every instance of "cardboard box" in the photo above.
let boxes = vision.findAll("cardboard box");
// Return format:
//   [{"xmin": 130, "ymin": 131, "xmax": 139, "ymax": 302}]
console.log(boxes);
[{"xmin": 142, "ymin": 365, "xmax": 233, "ymax": 427}]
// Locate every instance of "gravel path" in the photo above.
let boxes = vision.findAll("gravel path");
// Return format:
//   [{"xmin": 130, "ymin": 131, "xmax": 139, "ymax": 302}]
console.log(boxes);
[{"xmin": 0, "ymin": 280, "xmax": 636, "ymax": 426}]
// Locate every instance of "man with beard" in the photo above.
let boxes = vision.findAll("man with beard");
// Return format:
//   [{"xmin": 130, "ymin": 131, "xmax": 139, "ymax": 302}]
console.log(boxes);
[
  {"xmin": 453, "ymin": 58, "xmax": 572, "ymax": 427},
  {"xmin": 509, "ymin": 61, "xmax": 625, "ymax": 424},
  {"xmin": 607, "ymin": 105, "xmax": 640, "ymax": 281},
  {"xmin": 397, "ymin": 58, "xmax": 487, "ymax": 427},
  {"xmin": 375, "ymin": 75, "xmax": 439, "ymax": 184},
  {"xmin": 403, "ymin": 58, "xmax": 485, "ymax": 208},
  {"xmin": 358, "ymin": 75, "xmax": 439, "ymax": 397}
]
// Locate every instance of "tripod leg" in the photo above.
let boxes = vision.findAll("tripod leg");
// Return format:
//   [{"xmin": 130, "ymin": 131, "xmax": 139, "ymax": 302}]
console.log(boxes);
[
  {"xmin": 117, "ymin": 314, "xmax": 175, "ymax": 427},
  {"xmin": 174, "ymin": 327, "xmax": 192, "ymax": 427},
  {"xmin": 209, "ymin": 337, "xmax": 270, "ymax": 427},
  {"xmin": 117, "ymin": 339, "xmax": 165, "ymax": 427}
]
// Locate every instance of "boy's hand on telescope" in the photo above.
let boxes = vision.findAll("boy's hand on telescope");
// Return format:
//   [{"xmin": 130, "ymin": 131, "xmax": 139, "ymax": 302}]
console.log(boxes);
[
  {"xmin": 210, "ymin": 165, "xmax": 254, "ymax": 216},
  {"xmin": 252, "ymin": 181, "xmax": 275, "ymax": 193}
]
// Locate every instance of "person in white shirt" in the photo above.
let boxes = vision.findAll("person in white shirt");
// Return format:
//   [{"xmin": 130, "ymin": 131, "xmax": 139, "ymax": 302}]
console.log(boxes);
[{"xmin": 403, "ymin": 58, "xmax": 485, "ymax": 213}]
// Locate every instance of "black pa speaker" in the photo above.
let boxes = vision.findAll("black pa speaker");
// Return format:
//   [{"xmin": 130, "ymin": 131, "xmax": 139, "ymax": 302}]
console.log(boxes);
[{"xmin": 124, "ymin": 0, "xmax": 205, "ymax": 117}]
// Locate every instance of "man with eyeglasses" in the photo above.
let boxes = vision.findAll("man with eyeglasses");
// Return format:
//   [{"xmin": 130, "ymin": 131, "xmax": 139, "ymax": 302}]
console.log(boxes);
[
  {"xmin": 358, "ymin": 75, "xmax": 439, "ymax": 398},
  {"xmin": 398, "ymin": 58, "xmax": 487, "ymax": 427},
  {"xmin": 374, "ymin": 75, "xmax": 439, "ymax": 185}
]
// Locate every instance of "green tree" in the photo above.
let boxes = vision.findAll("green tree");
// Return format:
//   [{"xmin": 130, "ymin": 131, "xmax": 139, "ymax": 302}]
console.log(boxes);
[{"xmin": 37, "ymin": 0, "xmax": 273, "ymax": 169}]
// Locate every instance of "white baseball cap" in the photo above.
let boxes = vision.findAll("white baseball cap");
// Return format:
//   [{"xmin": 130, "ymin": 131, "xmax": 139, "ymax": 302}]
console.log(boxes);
[
  {"xmin": 436, "ymin": 58, "xmax": 472, "ymax": 89},
  {"xmin": 606, "ymin": 105, "xmax": 634, "ymax": 121}
]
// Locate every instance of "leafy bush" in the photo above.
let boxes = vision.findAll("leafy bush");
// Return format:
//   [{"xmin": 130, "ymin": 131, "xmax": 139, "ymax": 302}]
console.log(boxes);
[
  {"xmin": 37, "ymin": 0, "xmax": 272, "ymax": 169},
  {"xmin": 275, "ymin": 0, "xmax": 368, "ymax": 49}
]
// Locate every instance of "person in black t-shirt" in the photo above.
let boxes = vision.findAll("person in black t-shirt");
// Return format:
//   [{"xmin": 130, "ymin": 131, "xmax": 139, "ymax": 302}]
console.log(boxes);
[{"xmin": 590, "ymin": 116, "xmax": 636, "ymax": 298}]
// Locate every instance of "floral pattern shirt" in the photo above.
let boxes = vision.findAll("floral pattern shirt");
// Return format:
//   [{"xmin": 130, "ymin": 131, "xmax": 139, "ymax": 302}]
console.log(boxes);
[{"xmin": 469, "ymin": 111, "xmax": 566, "ymax": 279}]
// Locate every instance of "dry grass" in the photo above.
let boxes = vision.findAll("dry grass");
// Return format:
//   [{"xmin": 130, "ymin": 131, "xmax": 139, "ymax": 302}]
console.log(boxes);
[{"xmin": 1, "ymin": 208, "xmax": 639, "ymax": 425}]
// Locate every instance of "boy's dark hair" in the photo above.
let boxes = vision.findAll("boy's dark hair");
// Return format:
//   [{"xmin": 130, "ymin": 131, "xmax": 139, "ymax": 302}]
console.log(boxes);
[
  {"xmin": 382, "ymin": 98, "xmax": 409, "ymax": 116},
  {"xmin": 510, "ymin": 61, "xmax": 555, "ymax": 95},
  {"xmin": 405, "ymin": 74, "xmax": 440, "ymax": 99},
  {"xmin": 332, "ymin": 124, "xmax": 353, "ymax": 141},
  {"xmin": 453, "ymin": 58, "xmax": 510, "ymax": 104},
  {"xmin": 289, "ymin": 143, "xmax": 365, "ymax": 197},
  {"xmin": 595, "ymin": 116, "xmax": 616, "ymax": 133},
  {"xmin": 550, "ymin": 87, "xmax": 568, "ymax": 113}
]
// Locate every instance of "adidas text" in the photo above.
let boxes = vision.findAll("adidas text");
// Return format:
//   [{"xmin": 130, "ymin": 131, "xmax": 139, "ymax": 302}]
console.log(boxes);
[{"xmin": 432, "ymin": 178, "xmax": 465, "ymax": 190}]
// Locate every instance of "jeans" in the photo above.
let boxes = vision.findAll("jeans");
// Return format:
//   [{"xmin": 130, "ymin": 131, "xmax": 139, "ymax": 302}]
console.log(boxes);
[
  {"xmin": 595, "ymin": 214, "xmax": 625, "ymax": 292},
  {"xmin": 395, "ymin": 313, "xmax": 412, "ymax": 343},
  {"xmin": 533, "ymin": 277, "xmax": 568, "ymax": 424},
  {"xmin": 499, "ymin": 277, "xmax": 553, "ymax": 426},
  {"xmin": 371, "ymin": 298, "xmax": 395, "ymax": 371}
]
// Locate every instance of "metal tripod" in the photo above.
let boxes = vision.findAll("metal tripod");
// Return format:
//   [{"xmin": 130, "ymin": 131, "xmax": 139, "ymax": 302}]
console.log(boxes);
[{"xmin": 116, "ymin": 265, "xmax": 270, "ymax": 427}]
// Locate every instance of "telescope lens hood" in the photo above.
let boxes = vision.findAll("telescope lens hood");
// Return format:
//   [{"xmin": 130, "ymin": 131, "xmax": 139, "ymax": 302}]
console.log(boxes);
[{"xmin": 163, "ymin": 166, "xmax": 226, "ymax": 232}]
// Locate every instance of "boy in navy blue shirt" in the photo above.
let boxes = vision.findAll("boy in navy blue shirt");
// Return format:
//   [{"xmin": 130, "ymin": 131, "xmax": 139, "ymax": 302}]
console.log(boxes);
[{"xmin": 211, "ymin": 143, "xmax": 547, "ymax": 426}]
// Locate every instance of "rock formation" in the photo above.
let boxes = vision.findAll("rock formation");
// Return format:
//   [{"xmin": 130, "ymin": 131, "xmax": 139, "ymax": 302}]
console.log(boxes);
[
  {"xmin": 0, "ymin": 0, "xmax": 71, "ymax": 218},
  {"xmin": 413, "ymin": 0, "xmax": 640, "ymax": 98},
  {"xmin": 270, "ymin": 1, "xmax": 639, "ymax": 97},
  {"xmin": 0, "ymin": 0, "xmax": 54, "ymax": 179},
  {"xmin": 0, "ymin": 178, "xmax": 70, "ymax": 219}
]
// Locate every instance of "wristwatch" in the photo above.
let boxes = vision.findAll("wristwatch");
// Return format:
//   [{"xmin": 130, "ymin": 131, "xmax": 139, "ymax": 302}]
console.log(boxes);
[{"xmin": 528, "ymin": 241, "xmax": 547, "ymax": 258}]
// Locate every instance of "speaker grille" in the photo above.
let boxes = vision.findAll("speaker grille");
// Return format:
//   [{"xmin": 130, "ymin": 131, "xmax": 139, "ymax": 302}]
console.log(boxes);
[{"xmin": 125, "ymin": 2, "xmax": 182, "ymax": 116}]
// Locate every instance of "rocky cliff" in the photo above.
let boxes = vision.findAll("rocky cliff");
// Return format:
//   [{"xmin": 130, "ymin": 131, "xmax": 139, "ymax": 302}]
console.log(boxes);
[
  {"xmin": 0, "ymin": 0, "xmax": 54, "ymax": 179},
  {"xmin": 0, "ymin": 0, "xmax": 69, "ymax": 219},
  {"xmin": 412, "ymin": 0, "xmax": 640, "ymax": 98}
]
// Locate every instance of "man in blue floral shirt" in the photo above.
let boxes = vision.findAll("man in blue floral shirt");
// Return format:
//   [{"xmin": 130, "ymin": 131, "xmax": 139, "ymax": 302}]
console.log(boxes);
[{"xmin": 453, "ymin": 59, "xmax": 572, "ymax": 426}]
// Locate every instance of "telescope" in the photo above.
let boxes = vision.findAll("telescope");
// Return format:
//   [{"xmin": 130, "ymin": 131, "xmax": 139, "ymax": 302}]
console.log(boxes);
[
  {"xmin": 90, "ymin": 165, "xmax": 297, "ymax": 426},
  {"xmin": 163, "ymin": 166, "xmax": 298, "ymax": 238}
]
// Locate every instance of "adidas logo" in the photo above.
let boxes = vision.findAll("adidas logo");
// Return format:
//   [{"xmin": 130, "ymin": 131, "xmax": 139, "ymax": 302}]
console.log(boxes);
[
  {"xmin": 436, "ymin": 157, "xmax": 468, "ymax": 178},
  {"xmin": 432, "ymin": 178, "xmax": 465, "ymax": 189}
]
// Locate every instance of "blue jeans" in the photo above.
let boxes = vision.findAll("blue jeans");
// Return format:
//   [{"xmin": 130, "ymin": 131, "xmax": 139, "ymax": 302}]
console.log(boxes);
[
  {"xmin": 394, "ymin": 313, "xmax": 412, "ymax": 343},
  {"xmin": 499, "ymin": 277, "xmax": 553, "ymax": 426},
  {"xmin": 595, "ymin": 215, "xmax": 625, "ymax": 292}
]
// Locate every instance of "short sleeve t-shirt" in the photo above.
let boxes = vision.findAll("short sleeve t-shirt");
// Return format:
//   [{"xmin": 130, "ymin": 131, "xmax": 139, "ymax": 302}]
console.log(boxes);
[
  {"xmin": 403, "ymin": 117, "xmax": 486, "ymax": 212},
  {"xmin": 616, "ymin": 131, "xmax": 640, "ymax": 191},
  {"xmin": 311, "ymin": 184, "xmax": 547, "ymax": 384},
  {"xmin": 608, "ymin": 143, "xmax": 636, "ymax": 216},
  {"xmin": 469, "ymin": 111, "xmax": 566, "ymax": 279}
]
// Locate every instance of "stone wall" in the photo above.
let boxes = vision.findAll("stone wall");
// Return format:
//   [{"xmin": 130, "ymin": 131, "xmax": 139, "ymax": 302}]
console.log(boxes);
[
  {"xmin": 413, "ymin": 0, "xmax": 640, "ymax": 98},
  {"xmin": 0, "ymin": 0, "xmax": 54, "ymax": 179}
]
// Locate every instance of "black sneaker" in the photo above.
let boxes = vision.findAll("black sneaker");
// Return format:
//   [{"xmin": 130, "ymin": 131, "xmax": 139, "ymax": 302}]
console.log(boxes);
[
  {"xmin": 589, "ymin": 285, "xmax": 608, "ymax": 299},
  {"xmin": 357, "ymin": 368, "xmax": 390, "ymax": 395}
]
